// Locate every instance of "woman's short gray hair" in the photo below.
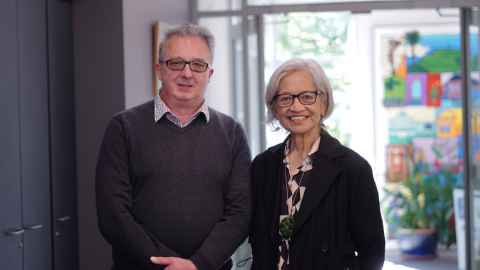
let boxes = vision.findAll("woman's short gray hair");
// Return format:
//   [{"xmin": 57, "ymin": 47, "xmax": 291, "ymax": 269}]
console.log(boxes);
[
  {"xmin": 265, "ymin": 58, "xmax": 334, "ymax": 124},
  {"xmin": 159, "ymin": 24, "xmax": 215, "ymax": 61}
]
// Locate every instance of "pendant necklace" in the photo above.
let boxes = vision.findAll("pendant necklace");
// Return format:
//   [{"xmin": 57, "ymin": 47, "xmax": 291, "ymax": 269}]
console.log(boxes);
[{"xmin": 279, "ymin": 159, "xmax": 306, "ymax": 241}]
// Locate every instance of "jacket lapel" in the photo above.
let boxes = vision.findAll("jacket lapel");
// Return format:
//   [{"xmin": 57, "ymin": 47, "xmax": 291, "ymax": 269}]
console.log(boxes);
[
  {"xmin": 262, "ymin": 144, "xmax": 284, "ymax": 240},
  {"xmin": 293, "ymin": 156, "xmax": 340, "ymax": 232},
  {"xmin": 293, "ymin": 131, "xmax": 343, "ymax": 234}
]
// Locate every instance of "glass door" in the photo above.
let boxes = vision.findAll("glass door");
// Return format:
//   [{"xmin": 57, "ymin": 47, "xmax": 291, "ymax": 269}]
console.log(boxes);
[{"xmin": 261, "ymin": 9, "xmax": 464, "ymax": 270}]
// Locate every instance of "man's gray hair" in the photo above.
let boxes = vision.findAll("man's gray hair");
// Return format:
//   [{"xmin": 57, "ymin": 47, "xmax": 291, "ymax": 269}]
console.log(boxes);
[
  {"xmin": 159, "ymin": 24, "xmax": 215, "ymax": 61},
  {"xmin": 265, "ymin": 58, "xmax": 334, "ymax": 124}
]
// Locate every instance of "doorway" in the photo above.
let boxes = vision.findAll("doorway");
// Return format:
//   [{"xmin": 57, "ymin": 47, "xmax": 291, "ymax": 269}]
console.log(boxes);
[{"xmin": 195, "ymin": 1, "xmax": 480, "ymax": 269}]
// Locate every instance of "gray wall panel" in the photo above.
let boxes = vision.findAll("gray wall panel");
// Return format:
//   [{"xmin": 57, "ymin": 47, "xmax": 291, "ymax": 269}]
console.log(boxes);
[
  {"xmin": 17, "ymin": 0, "xmax": 51, "ymax": 230},
  {"xmin": 0, "ymin": 237, "xmax": 23, "ymax": 270},
  {"xmin": 0, "ymin": 0, "xmax": 22, "ymax": 231},
  {"xmin": 47, "ymin": 0, "xmax": 78, "ymax": 269},
  {"xmin": 23, "ymin": 229, "xmax": 51, "ymax": 270},
  {"xmin": 17, "ymin": 0, "xmax": 52, "ymax": 268},
  {"xmin": 0, "ymin": 0, "xmax": 22, "ymax": 269},
  {"xmin": 73, "ymin": 0, "xmax": 125, "ymax": 269}
]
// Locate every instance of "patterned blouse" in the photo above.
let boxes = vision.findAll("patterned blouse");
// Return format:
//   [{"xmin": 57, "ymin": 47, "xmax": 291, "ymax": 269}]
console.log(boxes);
[{"xmin": 278, "ymin": 137, "xmax": 320, "ymax": 270}]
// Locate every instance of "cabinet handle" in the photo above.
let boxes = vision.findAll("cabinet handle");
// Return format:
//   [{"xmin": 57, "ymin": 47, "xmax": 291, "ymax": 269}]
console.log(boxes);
[
  {"xmin": 24, "ymin": 224, "xmax": 43, "ymax": 230},
  {"xmin": 4, "ymin": 228, "xmax": 25, "ymax": 236},
  {"xmin": 56, "ymin": 216, "xmax": 71, "ymax": 222}
]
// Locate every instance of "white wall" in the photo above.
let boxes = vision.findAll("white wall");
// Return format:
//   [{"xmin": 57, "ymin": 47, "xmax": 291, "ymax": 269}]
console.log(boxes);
[{"xmin": 123, "ymin": 0, "xmax": 189, "ymax": 109}]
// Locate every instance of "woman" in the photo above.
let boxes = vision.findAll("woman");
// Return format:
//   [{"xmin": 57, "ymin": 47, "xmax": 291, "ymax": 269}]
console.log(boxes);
[{"xmin": 250, "ymin": 58, "xmax": 385, "ymax": 270}]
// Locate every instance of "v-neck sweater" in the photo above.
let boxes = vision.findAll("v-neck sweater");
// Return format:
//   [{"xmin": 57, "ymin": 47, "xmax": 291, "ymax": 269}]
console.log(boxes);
[{"xmin": 96, "ymin": 100, "xmax": 252, "ymax": 270}]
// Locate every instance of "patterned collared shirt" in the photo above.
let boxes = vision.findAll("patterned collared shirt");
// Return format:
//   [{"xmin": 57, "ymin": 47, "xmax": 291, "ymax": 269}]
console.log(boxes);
[
  {"xmin": 154, "ymin": 94, "xmax": 210, "ymax": 128},
  {"xmin": 278, "ymin": 136, "xmax": 320, "ymax": 270}
]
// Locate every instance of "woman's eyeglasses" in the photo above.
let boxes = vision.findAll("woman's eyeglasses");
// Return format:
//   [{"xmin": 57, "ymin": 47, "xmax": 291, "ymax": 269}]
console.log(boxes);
[{"xmin": 273, "ymin": 91, "xmax": 323, "ymax": 107}]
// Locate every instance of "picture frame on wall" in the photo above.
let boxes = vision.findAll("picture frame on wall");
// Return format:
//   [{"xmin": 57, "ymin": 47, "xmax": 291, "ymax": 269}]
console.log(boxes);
[{"xmin": 374, "ymin": 23, "xmax": 461, "ymax": 108}]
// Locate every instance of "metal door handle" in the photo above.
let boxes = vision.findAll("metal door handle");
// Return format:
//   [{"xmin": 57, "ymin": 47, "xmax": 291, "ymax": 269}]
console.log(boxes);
[
  {"xmin": 4, "ymin": 228, "xmax": 25, "ymax": 236},
  {"xmin": 56, "ymin": 216, "xmax": 71, "ymax": 222},
  {"xmin": 24, "ymin": 224, "xmax": 43, "ymax": 230}
]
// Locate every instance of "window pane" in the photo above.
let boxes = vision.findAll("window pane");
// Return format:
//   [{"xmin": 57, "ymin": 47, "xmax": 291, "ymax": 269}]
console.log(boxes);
[
  {"xmin": 264, "ymin": 12, "xmax": 355, "ymax": 149},
  {"xmin": 248, "ymin": 0, "xmax": 398, "ymax": 5},
  {"xmin": 198, "ymin": 17, "xmax": 241, "ymax": 117},
  {"xmin": 198, "ymin": 0, "xmax": 241, "ymax": 11}
]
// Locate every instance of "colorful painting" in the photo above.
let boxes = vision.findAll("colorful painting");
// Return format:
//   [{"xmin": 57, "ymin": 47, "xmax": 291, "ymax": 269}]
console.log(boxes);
[
  {"xmin": 383, "ymin": 76, "xmax": 406, "ymax": 106},
  {"xmin": 442, "ymin": 74, "xmax": 462, "ymax": 101},
  {"xmin": 376, "ymin": 26, "xmax": 476, "ymax": 183},
  {"xmin": 387, "ymin": 108, "xmax": 436, "ymax": 144},
  {"xmin": 380, "ymin": 28, "xmax": 479, "ymax": 107},
  {"xmin": 426, "ymin": 73, "xmax": 442, "ymax": 107},
  {"xmin": 406, "ymin": 73, "xmax": 427, "ymax": 105},
  {"xmin": 412, "ymin": 137, "xmax": 460, "ymax": 167},
  {"xmin": 386, "ymin": 144, "xmax": 411, "ymax": 183},
  {"xmin": 436, "ymin": 108, "xmax": 463, "ymax": 139}
]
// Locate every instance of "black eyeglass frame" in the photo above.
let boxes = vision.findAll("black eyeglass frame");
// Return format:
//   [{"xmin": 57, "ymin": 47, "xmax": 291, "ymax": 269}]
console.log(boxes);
[
  {"xmin": 159, "ymin": 58, "xmax": 210, "ymax": 73},
  {"xmin": 272, "ymin": 91, "xmax": 324, "ymax": 107}
]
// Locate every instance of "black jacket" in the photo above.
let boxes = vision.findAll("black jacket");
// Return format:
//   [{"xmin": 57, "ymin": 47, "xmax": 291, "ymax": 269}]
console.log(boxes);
[{"xmin": 250, "ymin": 131, "xmax": 385, "ymax": 270}]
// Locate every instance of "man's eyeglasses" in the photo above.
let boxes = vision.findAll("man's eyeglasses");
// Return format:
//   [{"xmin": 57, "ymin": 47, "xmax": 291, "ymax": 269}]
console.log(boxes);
[
  {"xmin": 272, "ymin": 91, "xmax": 324, "ymax": 107},
  {"xmin": 160, "ymin": 58, "xmax": 210, "ymax": 73}
]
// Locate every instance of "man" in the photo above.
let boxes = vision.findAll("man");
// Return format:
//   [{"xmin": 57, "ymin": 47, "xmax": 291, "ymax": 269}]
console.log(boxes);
[{"xmin": 96, "ymin": 24, "xmax": 251, "ymax": 270}]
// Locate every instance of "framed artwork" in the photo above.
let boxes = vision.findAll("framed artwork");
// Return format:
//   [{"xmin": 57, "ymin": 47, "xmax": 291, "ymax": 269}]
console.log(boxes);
[
  {"xmin": 374, "ymin": 24, "xmax": 468, "ymax": 108},
  {"xmin": 386, "ymin": 144, "xmax": 411, "ymax": 183},
  {"xmin": 373, "ymin": 24, "xmax": 480, "ymax": 184},
  {"xmin": 152, "ymin": 21, "xmax": 175, "ymax": 96}
]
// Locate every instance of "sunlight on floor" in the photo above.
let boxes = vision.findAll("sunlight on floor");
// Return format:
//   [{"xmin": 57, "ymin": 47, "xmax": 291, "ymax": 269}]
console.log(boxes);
[{"xmin": 384, "ymin": 261, "xmax": 418, "ymax": 270}]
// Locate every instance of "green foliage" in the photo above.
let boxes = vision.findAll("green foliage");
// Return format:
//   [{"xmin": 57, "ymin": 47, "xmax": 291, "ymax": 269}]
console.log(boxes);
[
  {"xmin": 384, "ymin": 75, "xmax": 405, "ymax": 99},
  {"xmin": 405, "ymin": 31, "xmax": 420, "ymax": 47},
  {"xmin": 409, "ymin": 49, "xmax": 461, "ymax": 73},
  {"xmin": 405, "ymin": 31, "xmax": 420, "ymax": 61},
  {"xmin": 409, "ymin": 49, "xmax": 479, "ymax": 72},
  {"xmin": 383, "ymin": 162, "xmax": 456, "ymax": 247},
  {"xmin": 274, "ymin": 12, "xmax": 353, "ymax": 146},
  {"xmin": 277, "ymin": 13, "xmax": 349, "ymax": 57},
  {"xmin": 326, "ymin": 121, "xmax": 351, "ymax": 146}
]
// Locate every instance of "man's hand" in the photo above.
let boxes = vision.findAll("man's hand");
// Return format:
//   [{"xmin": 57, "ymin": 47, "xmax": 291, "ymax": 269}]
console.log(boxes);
[{"xmin": 150, "ymin": 256, "xmax": 198, "ymax": 270}]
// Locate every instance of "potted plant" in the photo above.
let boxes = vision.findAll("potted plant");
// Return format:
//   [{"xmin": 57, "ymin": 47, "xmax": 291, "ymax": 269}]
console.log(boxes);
[{"xmin": 383, "ymin": 161, "xmax": 457, "ymax": 259}]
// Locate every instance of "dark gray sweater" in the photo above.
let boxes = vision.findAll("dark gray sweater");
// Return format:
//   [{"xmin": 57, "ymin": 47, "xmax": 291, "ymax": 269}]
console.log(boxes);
[{"xmin": 96, "ymin": 100, "xmax": 251, "ymax": 270}]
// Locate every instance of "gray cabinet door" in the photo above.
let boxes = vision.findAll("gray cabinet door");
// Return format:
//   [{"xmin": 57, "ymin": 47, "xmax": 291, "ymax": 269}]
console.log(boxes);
[
  {"xmin": 0, "ymin": 0, "xmax": 23, "ymax": 269},
  {"xmin": 0, "ymin": 236, "xmax": 23, "ymax": 270},
  {"xmin": 18, "ymin": 0, "xmax": 52, "ymax": 269},
  {"xmin": 47, "ymin": 0, "xmax": 78, "ymax": 269},
  {"xmin": 2, "ymin": 0, "xmax": 76, "ymax": 269}
]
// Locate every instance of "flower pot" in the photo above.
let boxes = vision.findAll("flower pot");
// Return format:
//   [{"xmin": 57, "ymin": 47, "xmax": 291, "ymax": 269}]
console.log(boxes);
[{"xmin": 398, "ymin": 228, "xmax": 438, "ymax": 259}]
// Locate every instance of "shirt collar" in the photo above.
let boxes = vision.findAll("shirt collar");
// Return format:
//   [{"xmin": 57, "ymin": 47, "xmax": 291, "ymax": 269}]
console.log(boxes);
[
  {"xmin": 154, "ymin": 94, "xmax": 210, "ymax": 123},
  {"xmin": 283, "ymin": 136, "xmax": 321, "ymax": 171}
]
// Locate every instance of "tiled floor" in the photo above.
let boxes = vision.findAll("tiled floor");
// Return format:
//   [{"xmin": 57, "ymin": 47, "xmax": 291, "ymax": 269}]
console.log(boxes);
[{"xmin": 385, "ymin": 240, "xmax": 458, "ymax": 270}]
